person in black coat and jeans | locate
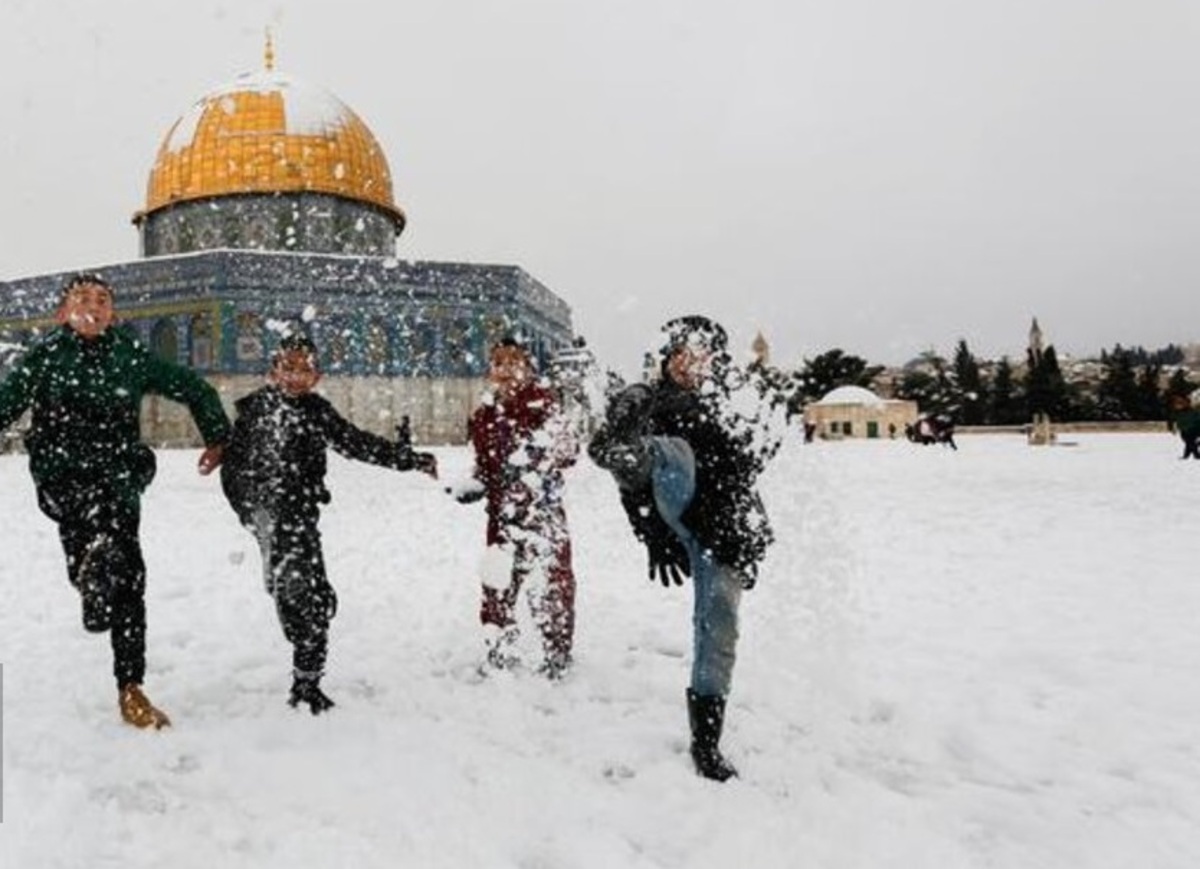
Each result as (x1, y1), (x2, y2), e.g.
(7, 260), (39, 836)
(590, 315), (781, 781)
(221, 333), (437, 713)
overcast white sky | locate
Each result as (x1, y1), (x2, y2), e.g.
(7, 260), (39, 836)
(2, 0), (1199, 371)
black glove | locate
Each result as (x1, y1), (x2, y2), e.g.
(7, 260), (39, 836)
(645, 530), (690, 587)
(616, 487), (689, 587)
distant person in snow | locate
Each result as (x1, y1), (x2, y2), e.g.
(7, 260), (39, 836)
(220, 333), (437, 714)
(907, 415), (957, 449)
(452, 338), (579, 678)
(1169, 393), (1200, 460)
(0, 273), (231, 730)
(589, 315), (784, 781)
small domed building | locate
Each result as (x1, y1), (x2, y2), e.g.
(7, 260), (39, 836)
(0, 47), (573, 444)
(804, 385), (918, 439)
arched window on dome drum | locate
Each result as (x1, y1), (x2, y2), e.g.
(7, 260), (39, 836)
(149, 218), (182, 256)
(303, 202), (336, 253)
(150, 318), (179, 365)
(189, 312), (214, 371)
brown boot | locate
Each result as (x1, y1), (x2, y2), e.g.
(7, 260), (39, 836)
(119, 684), (172, 730)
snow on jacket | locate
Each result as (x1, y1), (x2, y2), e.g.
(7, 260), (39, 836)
(0, 326), (230, 496)
(468, 381), (578, 547)
(221, 385), (416, 519)
(595, 375), (777, 576)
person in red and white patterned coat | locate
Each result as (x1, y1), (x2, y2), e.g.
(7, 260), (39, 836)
(458, 338), (578, 678)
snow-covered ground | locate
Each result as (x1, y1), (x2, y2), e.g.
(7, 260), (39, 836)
(1, 432), (1198, 868)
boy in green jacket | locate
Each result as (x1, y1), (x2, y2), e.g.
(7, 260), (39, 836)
(0, 274), (231, 729)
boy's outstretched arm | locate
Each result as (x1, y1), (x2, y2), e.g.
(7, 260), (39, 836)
(143, 351), (232, 471)
(317, 396), (437, 478)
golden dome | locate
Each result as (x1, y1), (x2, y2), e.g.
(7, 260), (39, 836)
(139, 69), (404, 230)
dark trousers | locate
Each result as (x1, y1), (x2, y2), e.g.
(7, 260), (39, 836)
(1183, 435), (1200, 460)
(245, 505), (338, 678)
(38, 483), (148, 688)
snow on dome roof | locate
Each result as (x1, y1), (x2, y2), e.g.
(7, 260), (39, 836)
(166, 70), (352, 147)
(139, 67), (403, 227)
(815, 385), (885, 406)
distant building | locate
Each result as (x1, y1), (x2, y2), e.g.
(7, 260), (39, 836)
(803, 385), (918, 439)
(0, 44), (573, 444)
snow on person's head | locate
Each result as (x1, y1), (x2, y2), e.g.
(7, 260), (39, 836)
(57, 273), (115, 340)
(657, 315), (786, 464)
(658, 315), (731, 393)
(488, 337), (534, 399)
(271, 332), (321, 397)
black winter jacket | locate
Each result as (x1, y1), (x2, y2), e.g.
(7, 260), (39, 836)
(597, 378), (774, 575)
(221, 386), (418, 520)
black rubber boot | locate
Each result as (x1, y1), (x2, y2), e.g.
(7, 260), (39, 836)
(686, 689), (738, 782)
(288, 673), (335, 715)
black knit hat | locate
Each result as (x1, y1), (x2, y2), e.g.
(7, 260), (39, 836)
(60, 272), (112, 301)
(277, 332), (318, 356)
(659, 315), (728, 359)
(492, 334), (528, 354)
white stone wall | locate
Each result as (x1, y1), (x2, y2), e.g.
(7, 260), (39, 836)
(141, 375), (488, 447)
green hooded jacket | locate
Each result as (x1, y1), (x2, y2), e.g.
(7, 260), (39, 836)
(0, 325), (231, 498)
(1177, 408), (1200, 439)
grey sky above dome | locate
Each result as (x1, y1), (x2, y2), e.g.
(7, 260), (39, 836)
(1, 0), (1198, 376)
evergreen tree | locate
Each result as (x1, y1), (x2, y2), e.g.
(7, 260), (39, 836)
(952, 339), (985, 425)
(746, 358), (797, 416)
(1025, 345), (1069, 419)
(792, 349), (883, 405)
(1096, 346), (1139, 419)
(1134, 362), (1164, 420)
(1150, 344), (1185, 366)
(988, 356), (1024, 425)
(1164, 368), (1196, 408)
(896, 350), (956, 417)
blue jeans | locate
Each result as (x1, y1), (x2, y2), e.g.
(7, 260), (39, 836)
(649, 437), (743, 698)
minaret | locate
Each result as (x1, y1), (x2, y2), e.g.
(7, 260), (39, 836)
(751, 330), (770, 367)
(1028, 317), (1044, 365)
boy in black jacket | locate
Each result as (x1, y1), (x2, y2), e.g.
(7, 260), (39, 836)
(221, 333), (437, 713)
(589, 316), (782, 781)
